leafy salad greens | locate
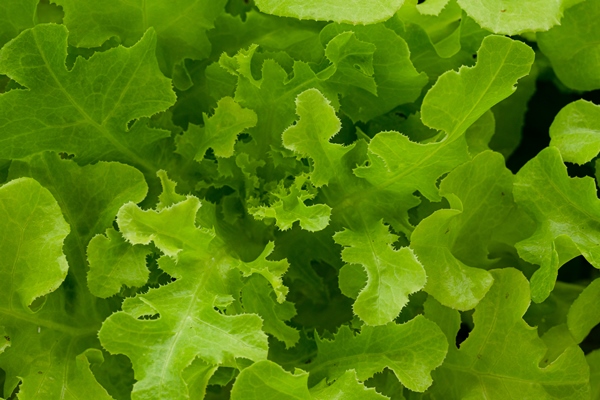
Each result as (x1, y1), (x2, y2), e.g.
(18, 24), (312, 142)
(1, 0), (600, 399)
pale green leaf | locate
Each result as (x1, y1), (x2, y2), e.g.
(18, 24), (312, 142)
(0, 24), (176, 170)
(567, 277), (600, 343)
(416, 0), (451, 16)
(282, 88), (351, 187)
(456, 0), (565, 35)
(308, 316), (448, 392)
(421, 35), (535, 140)
(0, 177), (69, 311)
(254, 0), (405, 25)
(430, 268), (590, 400)
(550, 99), (600, 165)
(514, 147), (600, 302)
(87, 227), (151, 298)
(334, 221), (426, 326)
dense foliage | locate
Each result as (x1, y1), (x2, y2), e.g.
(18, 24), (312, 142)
(1, 0), (600, 399)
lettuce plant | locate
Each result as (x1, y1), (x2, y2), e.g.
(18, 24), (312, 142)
(1, 0), (600, 399)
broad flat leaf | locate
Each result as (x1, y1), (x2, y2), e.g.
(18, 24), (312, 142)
(567, 277), (600, 343)
(0, 24), (176, 169)
(0, 178), (113, 399)
(334, 220), (426, 326)
(250, 175), (332, 232)
(9, 152), (148, 307)
(54, 0), (226, 83)
(320, 23), (428, 122)
(87, 227), (151, 298)
(307, 316), (448, 392)
(230, 360), (311, 400)
(421, 35), (535, 140)
(177, 96), (257, 161)
(0, 0), (37, 48)
(456, 0), (565, 35)
(0, 177), (69, 311)
(538, 0), (600, 91)
(282, 88), (351, 187)
(430, 268), (590, 400)
(323, 31), (377, 95)
(549, 100), (600, 165)
(514, 147), (600, 302)
(100, 194), (271, 399)
(254, 0), (405, 25)
(310, 370), (389, 400)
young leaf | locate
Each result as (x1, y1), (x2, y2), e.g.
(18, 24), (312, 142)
(567, 277), (600, 343)
(282, 88), (351, 187)
(456, 0), (564, 35)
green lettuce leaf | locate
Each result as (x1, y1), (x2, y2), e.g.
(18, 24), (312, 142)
(514, 147), (600, 303)
(538, 0), (600, 91)
(550, 99), (600, 165)
(429, 268), (589, 399)
(254, 0), (405, 25)
(307, 316), (448, 392)
(0, 24), (176, 169)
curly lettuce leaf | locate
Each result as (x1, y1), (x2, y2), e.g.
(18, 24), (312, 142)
(307, 316), (447, 392)
(99, 189), (286, 399)
(334, 221), (426, 326)
(0, 24), (176, 169)
(0, 178), (113, 399)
